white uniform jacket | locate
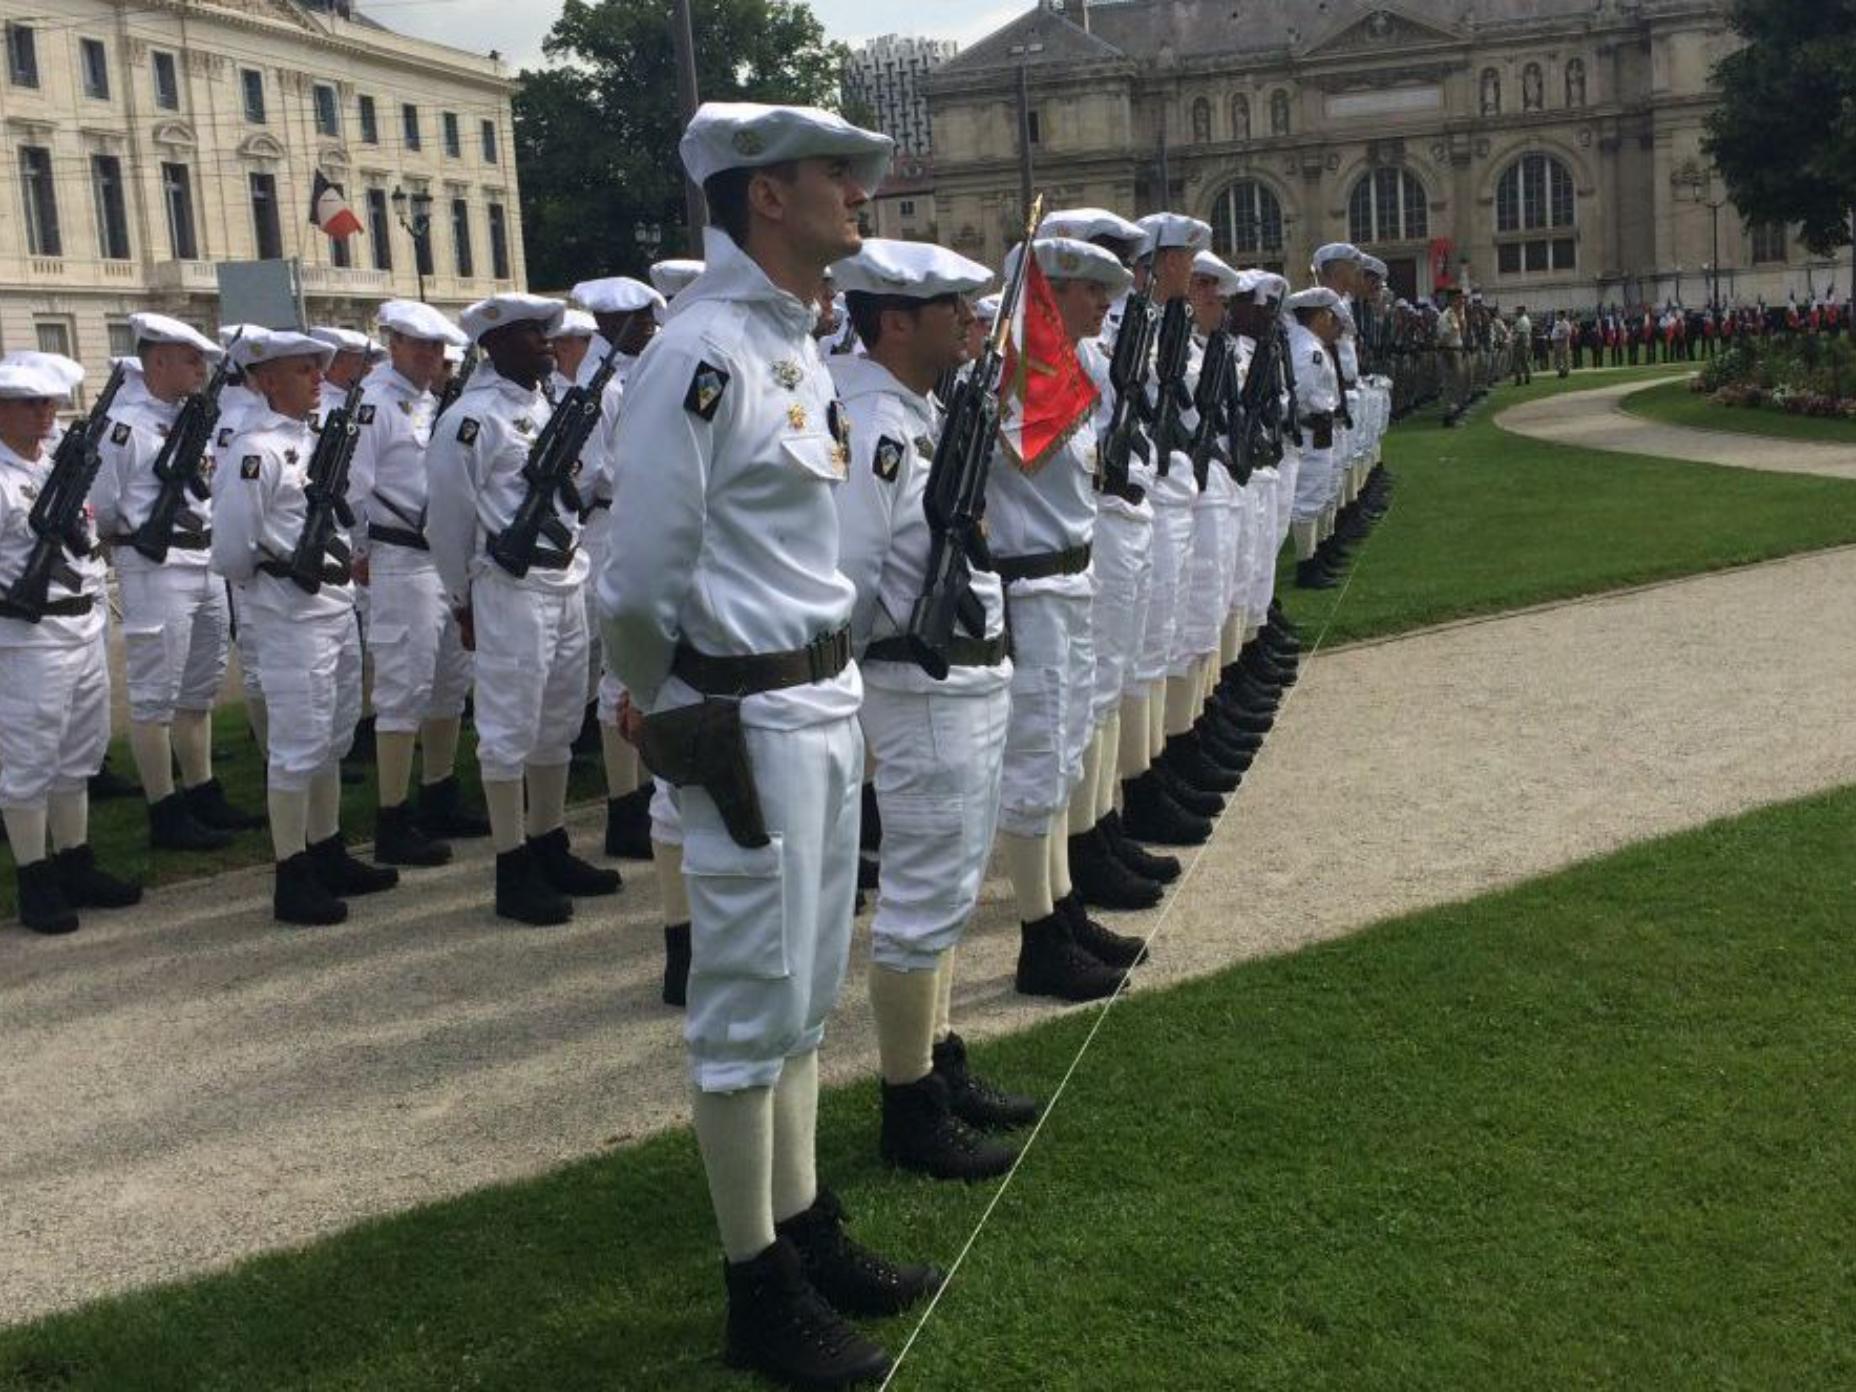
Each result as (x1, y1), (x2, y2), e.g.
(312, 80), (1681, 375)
(210, 410), (355, 620)
(92, 386), (214, 569)
(345, 363), (438, 556)
(0, 439), (106, 648)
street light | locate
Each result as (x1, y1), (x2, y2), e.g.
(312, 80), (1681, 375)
(391, 184), (435, 302)
(1675, 166), (1727, 311)
(634, 220), (663, 266)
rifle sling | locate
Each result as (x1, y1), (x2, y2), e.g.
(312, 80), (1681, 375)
(488, 531), (576, 572)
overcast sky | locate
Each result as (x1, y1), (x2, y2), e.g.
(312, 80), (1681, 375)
(373, 0), (1028, 69)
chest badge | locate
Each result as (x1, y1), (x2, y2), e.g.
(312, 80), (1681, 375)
(913, 435), (935, 459)
(514, 417), (536, 436)
(772, 360), (803, 390)
(397, 399), (413, 417)
(787, 403), (808, 432)
(284, 448), (300, 466)
(457, 418), (481, 445)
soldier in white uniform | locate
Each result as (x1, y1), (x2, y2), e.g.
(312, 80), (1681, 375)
(1286, 288), (1347, 593)
(0, 360), (143, 934)
(345, 299), (483, 867)
(828, 238), (1040, 1182)
(210, 330), (399, 926)
(212, 325), (273, 751)
(601, 103), (939, 1389)
(91, 313), (257, 853)
(428, 294), (621, 926)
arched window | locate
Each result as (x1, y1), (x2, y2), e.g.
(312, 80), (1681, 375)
(1191, 97), (1212, 144)
(1211, 179), (1285, 260)
(1565, 59), (1587, 108)
(1480, 68), (1502, 116)
(1270, 90), (1291, 136)
(1495, 152), (1576, 274)
(1347, 167), (1429, 245)
(1231, 94), (1251, 141)
(1522, 63), (1544, 111)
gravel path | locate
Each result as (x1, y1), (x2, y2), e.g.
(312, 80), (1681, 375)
(7, 544), (1856, 1323)
(1497, 377), (1856, 478)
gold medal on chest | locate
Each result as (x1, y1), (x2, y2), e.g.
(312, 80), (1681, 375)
(787, 403), (808, 432)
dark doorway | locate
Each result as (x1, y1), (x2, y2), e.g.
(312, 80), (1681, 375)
(1384, 256), (1419, 303)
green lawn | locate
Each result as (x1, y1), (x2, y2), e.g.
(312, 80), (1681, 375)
(1619, 375), (1856, 444)
(1282, 367), (1856, 647)
(6, 783), (1855, 1390)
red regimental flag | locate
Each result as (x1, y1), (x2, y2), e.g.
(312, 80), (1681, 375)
(996, 255), (1099, 475)
(311, 170), (364, 240)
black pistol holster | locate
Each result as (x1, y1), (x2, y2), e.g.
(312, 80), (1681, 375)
(639, 697), (770, 849)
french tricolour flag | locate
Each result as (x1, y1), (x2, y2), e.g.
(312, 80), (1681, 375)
(310, 170), (363, 240)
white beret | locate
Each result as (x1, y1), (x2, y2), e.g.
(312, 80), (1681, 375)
(649, 259), (705, 298)
(1312, 243), (1363, 271)
(231, 329), (336, 371)
(377, 299), (469, 348)
(1037, 207), (1144, 250)
(1248, 272), (1291, 304)
(460, 293), (565, 345)
(1004, 237), (1134, 297)
(1136, 213), (1213, 255)
(443, 343), (466, 365)
(0, 360), (75, 401)
(1361, 255), (1389, 278)
(218, 322), (269, 348)
(2, 351), (86, 394)
(679, 101), (893, 192)
(309, 326), (377, 357)
(1190, 251), (1245, 297)
(549, 309), (598, 340)
(831, 239), (991, 299)
(130, 312), (220, 357)
(973, 294), (1003, 323)
(1286, 287), (1343, 313)
(573, 276), (666, 317)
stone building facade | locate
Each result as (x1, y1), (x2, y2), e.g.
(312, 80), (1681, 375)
(927, 0), (1841, 312)
(0, 0), (524, 399)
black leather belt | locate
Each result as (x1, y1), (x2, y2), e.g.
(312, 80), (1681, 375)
(864, 632), (1010, 669)
(259, 559), (351, 587)
(113, 532), (210, 551)
(489, 533), (577, 572)
(671, 626), (852, 696)
(1094, 476), (1146, 506)
(36, 594), (96, 618)
(994, 543), (1091, 585)
(369, 524), (429, 552)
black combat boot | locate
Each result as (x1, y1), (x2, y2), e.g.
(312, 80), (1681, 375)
(148, 791), (234, 852)
(309, 834), (400, 897)
(1121, 773), (1213, 846)
(87, 756), (140, 801)
(1210, 703), (1273, 738)
(274, 851), (347, 927)
(528, 826), (621, 897)
(1241, 644), (1298, 688)
(721, 1238), (891, 1390)
(1160, 734), (1240, 794)
(495, 845), (573, 926)
(1099, 810), (1180, 884)
(932, 1032), (1041, 1130)
(663, 922), (691, 1007)
(1015, 910), (1124, 1002)
(1193, 721), (1257, 774)
(374, 803), (452, 867)
(182, 778), (263, 831)
(1068, 825), (1163, 911)
(1150, 761), (1225, 815)
(880, 1072), (1017, 1181)
(53, 845), (143, 909)
(415, 775), (491, 840)
(603, 787), (654, 860)
(776, 1187), (943, 1318)
(1295, 558), (1338, 590)
(16, 859), (79, 935)
(1058, 892), (1148, 970)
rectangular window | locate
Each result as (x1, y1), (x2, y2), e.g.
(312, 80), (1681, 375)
(1751, 222), (1787, 264)
(330, 230), (352, 268)
(314, 83), (339, 136)
(481, 119), (498, 163)
(1524, 239), (1549, 273)
(1497, 242), (1522, 275)
(367, 187), (391, 271)
(7, 22), (38, 88)
(250, 172), (282, 259)
(242, 68), (265, 123)
(107, 319), (136, 358)
(1026, 110), (1041, 145)
(358, 94), (378, 144)
(36, 321), (72, 357)
(152, 50), (178, 109)
(80, 38), (109, 99)
(402, 103), (421, 151)
(442, 111), (460, 158)
(451, 197), (473, 277)
(488, 201), (510, 280)
(92, 154), (130, 259)
(899, 198), (916, 216)
(1551, 238), (1576, 271)
(162, 161), (197, 258)
(20, 145), (60, 256)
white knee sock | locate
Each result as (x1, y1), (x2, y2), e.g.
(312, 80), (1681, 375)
(420, 716), (461, 785)
(1164, 675), (1198, 738)
(269, 787), (310, 860)
(47, 789), (87, 851)
(1292, 519), (1318, 561)
(1095, 713), (1121, 819)
(601, 726), (640, 798)
(308, 764), (341, 843)
(654, 839), (690, 924)
(172, 709), (213, 788)
(1220, 617), (1242, 668)
(1003, 831), (1054, 921)
(483, 778), (525, 854)
(129, 722), (176, 802)
(771, 1049), (820, 1224)
(1048, 809), (1073, 900)
(935, 949), (956, 1042)
(1147, 681), (1167, 758)
(3, 805), (48, 865)
(1066, 735), (1101, 835)
(377, 731), (417, 809)
(524, 761), (570, 838)
(1118, 695), (1150, 779)
(692, 1085), (776, 1263)
(868, 959), (941, 1085)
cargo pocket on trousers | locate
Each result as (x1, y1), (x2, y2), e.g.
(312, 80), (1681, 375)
(682, 829), (790, 981)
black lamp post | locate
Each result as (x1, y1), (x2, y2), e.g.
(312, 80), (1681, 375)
(1676, 166), (1727, 310)
(634, 220), (662, 268)
(391, 185), (435, 302)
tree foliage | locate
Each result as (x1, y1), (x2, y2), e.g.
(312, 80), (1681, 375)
(1703, 0), (1856, 253)
(513, 0), (849, 290)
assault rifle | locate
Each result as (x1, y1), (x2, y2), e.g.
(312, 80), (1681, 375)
(1230, 292), (1288, 479)
(434, 347), (477, 420)
(1097, 290), (1156, 498)
(283, 380), (363, 594)
(486, 339), (621, 579)
(1150, 297), (1193, 475)
(904, 194), (1044, 682)
(131, 334), (240, 563)
(1187, 330), (1234, 491)
(0, 363), (126, 622)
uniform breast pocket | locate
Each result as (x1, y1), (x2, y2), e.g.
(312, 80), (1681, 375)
(779, 433), (846, 486)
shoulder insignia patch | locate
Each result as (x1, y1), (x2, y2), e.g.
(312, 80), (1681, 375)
(217, 427), (233, 448)
(685, 362), (729, 421)
(457, 418), (481, 445)
(357, 404), (377, 425)
(240, 455), (262, 480)
(110, 421), (131, 446)
(874, 436), (904, 483)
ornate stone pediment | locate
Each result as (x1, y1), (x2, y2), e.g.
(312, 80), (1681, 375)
(238, 132), (288, 161)
(151, 120), (198, 150)
(1306, 62), (1459, 95)
(1304, 6), (1460, 58)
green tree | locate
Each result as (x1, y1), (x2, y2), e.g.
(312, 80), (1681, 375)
(514, 0), (850, 290)
(1703, 0), (1856, 254)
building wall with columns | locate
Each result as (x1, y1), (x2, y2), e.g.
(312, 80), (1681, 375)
(0, 0), (524, 402)
(927, 0), (1844, 315)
